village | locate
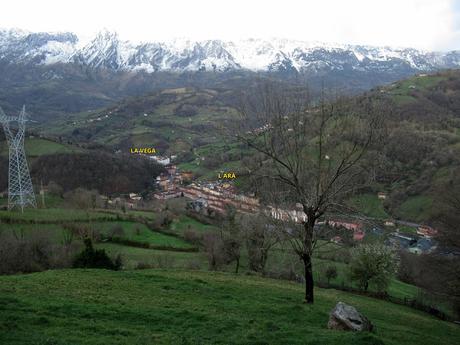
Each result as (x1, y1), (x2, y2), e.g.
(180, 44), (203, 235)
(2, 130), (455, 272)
(115, 154), (440, 256)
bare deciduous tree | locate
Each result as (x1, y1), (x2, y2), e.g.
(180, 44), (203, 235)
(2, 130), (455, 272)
(220, 206), (243, 273)
(202, 232), (225, 270)
(232, 83), (384, 303)
(239, 212), (281, 273)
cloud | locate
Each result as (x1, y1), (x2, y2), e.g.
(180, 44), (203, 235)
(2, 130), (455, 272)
(0, 0), (458, 50)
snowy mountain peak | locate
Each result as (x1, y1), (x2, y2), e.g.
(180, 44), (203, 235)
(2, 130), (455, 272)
(0, 29), (459, 74)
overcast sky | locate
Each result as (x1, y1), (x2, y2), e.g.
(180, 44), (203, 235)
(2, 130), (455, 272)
(1, 0), (459, 51)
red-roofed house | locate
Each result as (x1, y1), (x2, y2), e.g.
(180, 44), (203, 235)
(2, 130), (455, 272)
(417, 226), (438, 238)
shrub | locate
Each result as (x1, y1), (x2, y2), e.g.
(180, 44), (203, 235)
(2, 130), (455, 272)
(108, 224), (125, 239)
(183, 229), (202, 246)
(202, 232), (226, 270)
(63, 223), (100, 242)
(349, 243), (398, 293)
(72, 239), (121, 270)
(325, 265), (338, 285)
(0, 230), (78, 274)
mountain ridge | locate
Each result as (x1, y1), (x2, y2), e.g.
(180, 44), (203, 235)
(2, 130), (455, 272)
(1, 28), (459, 74)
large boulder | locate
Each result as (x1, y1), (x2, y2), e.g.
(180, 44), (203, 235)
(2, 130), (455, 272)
(327, 302), (373, 331)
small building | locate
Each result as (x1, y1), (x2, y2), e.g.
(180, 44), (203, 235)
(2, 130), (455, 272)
(187, 198), (208, 212)
(328, 220), (362, 231)
(331, 236), (342, 244)
(150, 156), (171, 166)
(156, 174), (170, 191)
(384, 220), (395, 227)
(387, 233), (417, 249)
(166, 165), (177, 176)
(417, 225), (438, 238)
(129, 193), (142, 201)
(353, 230), (365, 241)
(377, 192), (387, 200)
(181, 171), (193, 182)
(371, 227), (384, 236)
(153, 190), (182, 200)
(408, 238), (437, 254)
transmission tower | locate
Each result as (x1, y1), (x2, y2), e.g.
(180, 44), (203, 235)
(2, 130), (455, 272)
(0, 105), (36, 212)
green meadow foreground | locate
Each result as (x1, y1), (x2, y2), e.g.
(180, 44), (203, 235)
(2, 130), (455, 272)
(0, 269), (459, 345)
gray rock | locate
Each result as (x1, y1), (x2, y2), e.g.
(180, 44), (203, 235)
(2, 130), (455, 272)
(327, 302), (373, 331)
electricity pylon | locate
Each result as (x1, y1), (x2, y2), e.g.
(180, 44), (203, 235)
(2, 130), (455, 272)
(0, 105), (36, 212)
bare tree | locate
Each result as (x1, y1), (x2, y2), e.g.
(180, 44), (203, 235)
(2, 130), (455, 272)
(220, 205), (242, 273)
(202, 232), (225, 270)
(239, 212), (281, 273)
(63, 188), (100, 210)
(232, 83), (384, 303)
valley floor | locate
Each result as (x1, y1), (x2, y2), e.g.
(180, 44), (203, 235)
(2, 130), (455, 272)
(0, 269), (459, 345)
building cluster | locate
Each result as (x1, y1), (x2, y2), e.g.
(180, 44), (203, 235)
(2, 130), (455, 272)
(100, 192), (143, 209)
(267, 204), (307, 223)
(153, 165), (193, 200)
(151, 168), (439, 253)
(182, 182), (259, 214)
(327, 220), (365, 241)
(386, 232), (437, 254)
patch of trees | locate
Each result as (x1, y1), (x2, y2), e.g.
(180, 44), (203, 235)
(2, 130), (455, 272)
(174, 104), (199, 117)
(396, 175), (460, 318)
(384, 129), (433, 166)
(0, 230), (81, 275)
(63, 188), (100, 209)
(31, 153), (164, 194)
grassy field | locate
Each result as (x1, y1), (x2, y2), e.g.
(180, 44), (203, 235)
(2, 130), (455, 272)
(98, 243), (205, 269)
(269, 249), (420, 301)
(0, 205), (446, 322)
(397, 196), (433, 222)
(95, 221), (194, 249)
(348, 193), (389, 219)
(386, 74), (448, 105)
(0, 269), (458, 345)
(0, 194), (65, 209)
(170, 215), (219, 234)
(0, 206), (423, 301)
(0, 208), (117, 222)
(0, 137), (83, 157)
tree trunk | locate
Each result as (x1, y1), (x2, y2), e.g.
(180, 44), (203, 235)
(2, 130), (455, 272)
(260, 249), (268, 273)
(302, 212), (315, 304)
(235, 257), (240, 274)
(303, 256), (314, 303)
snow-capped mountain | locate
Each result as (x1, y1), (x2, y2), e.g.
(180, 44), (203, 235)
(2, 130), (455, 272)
(1, 28), (459, 74)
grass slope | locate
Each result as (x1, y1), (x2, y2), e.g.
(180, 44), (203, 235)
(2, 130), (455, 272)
(348, 194), (389, 219)
(0, 138), (83, 157)
(0, 269), (458, 345)
(0, 208), (117, 222)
